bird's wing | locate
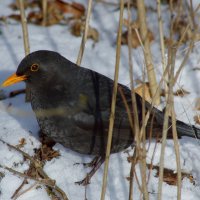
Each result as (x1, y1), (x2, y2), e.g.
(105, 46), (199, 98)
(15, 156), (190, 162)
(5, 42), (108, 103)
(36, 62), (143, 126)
(72, 70), (142, 131)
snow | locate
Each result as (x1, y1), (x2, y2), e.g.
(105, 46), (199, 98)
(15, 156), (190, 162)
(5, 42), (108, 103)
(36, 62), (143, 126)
(0, 0), (200, 199)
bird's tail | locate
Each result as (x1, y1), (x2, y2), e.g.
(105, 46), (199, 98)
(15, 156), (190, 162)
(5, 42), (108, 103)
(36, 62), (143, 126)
(148, 103), (200, 139)
(175, 119), (200, 139)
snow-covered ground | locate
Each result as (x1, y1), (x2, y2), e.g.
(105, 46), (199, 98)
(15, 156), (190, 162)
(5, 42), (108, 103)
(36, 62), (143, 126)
(0, 0), (200, 199)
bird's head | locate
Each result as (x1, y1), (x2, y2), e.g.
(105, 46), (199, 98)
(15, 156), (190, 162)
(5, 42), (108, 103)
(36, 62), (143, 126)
(2, 50), (66, 87)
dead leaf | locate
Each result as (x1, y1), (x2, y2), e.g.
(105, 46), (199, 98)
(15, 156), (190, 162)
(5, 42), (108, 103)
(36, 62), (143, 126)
(34, 144), (60, 162)
(7, 0), (85, 26)
(147, 164), (195, 185)
(122, 20), (154, 48)
(16, 138), (26, 148)
(135, 82), (152, 103)
(159, 84), (190, 98)
(71, 20), (99, 42)
(9, 0), (38, 10)
(164, 37), (175, 47)
(194, 115), (200, 125)
(8, 14), (21, 21)
(51, 0), (85, 18)
(173, 88), (190, 97)
(87, 26), (99, 42)
(160, 88), (167, 97)
(71, 20), (82, 36)
(121, 29), (154, 48)
(165, 14), (200, 45)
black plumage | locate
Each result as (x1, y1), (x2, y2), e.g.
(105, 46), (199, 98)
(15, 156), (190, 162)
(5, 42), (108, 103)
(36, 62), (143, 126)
(2, 50), (200, 185)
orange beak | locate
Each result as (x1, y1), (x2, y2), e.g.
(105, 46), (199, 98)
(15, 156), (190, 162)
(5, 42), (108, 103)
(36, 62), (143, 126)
(1, 73), (27, 87)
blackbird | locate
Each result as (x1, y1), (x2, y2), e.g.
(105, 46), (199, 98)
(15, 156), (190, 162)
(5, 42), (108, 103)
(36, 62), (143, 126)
(2, 50), (200, 185)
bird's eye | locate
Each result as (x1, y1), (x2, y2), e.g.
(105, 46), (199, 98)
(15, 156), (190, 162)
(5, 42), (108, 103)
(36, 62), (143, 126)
(30, 64), (39, 72)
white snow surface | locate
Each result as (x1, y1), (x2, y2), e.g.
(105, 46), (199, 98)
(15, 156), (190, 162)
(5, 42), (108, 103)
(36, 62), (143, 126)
(0, 0), (200, 199)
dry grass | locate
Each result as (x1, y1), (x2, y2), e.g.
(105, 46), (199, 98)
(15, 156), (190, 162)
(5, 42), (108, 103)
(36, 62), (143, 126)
(76, 0), (93, 65)
(100, 0), (124, 199)
(18, 0), (31, 102)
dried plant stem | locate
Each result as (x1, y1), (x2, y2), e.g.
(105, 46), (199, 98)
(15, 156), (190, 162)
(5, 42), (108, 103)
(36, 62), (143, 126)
(139, 66), (149, 199)
(19, 0), (30, 56)
(171, 106), (182, 200)
(189, 0), (195, 26)
(171, 1), (200, 199)
(158, 2), (175, 198)
(118, 87), (134, 130)
(156, 0), (166, 68)
(139, 61), (170, 136)
(158, 45), (181, 200)
(12, 182), (38, 200)
(174, 39), (194, 83)
(157, 84), (171, 200)
(158, 0), (182, 194)
(0, 139), (69, 200)
(76, 0), (93, 65)
(0, 164), (55, 187)
(127, 2), (139, 131)
(137, 43), (181, 199)
(100, 0), (124, 199)
(170, 46), (182, 199)
(147, 139), (158, 184)
(136, 0), (160, 105)
(18, 0), (31, 102)
(128, 162), (134, 200)
(176, 0), (183, 25)
(42, 0), (48, 26)
(128, 150), (143, 199)
(11, 178), (28, 199)
(174, 3), (200, 83)
(156, 0), (167, 93)
(127, 0), (140, 199)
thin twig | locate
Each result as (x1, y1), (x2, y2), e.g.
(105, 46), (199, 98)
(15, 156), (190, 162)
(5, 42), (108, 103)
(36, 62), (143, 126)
(139, 63), (148, 199)
(147, 139), (158, 184)
(11, 178), (28, 199)
(0, 139), (69, 200)
(126, 0), (140, 198)
(0, 164), (55, 187)
(156, 0), (168, 95)
(19, 0), (30, 56)
(157, 1), (175, 198)
(118, 87), (134, 130)
(76, 0), (93, 65)
(170, 46), (182, 200)
(171, 109), (182, 198)
(174, 3), (200, 83)
(171, 1), (200, 199)
(127, 0), (140, 142)
(100, 0), (124, 199)
(18, 0), (31, 102)
(157, 79), (171, 200)
(12, 182), (38, 200)
(42, 0), (48, 26)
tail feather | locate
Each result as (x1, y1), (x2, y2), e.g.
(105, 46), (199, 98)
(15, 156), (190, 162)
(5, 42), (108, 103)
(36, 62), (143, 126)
(176, 120), (200, 139)
(148, 103), (200, 139)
